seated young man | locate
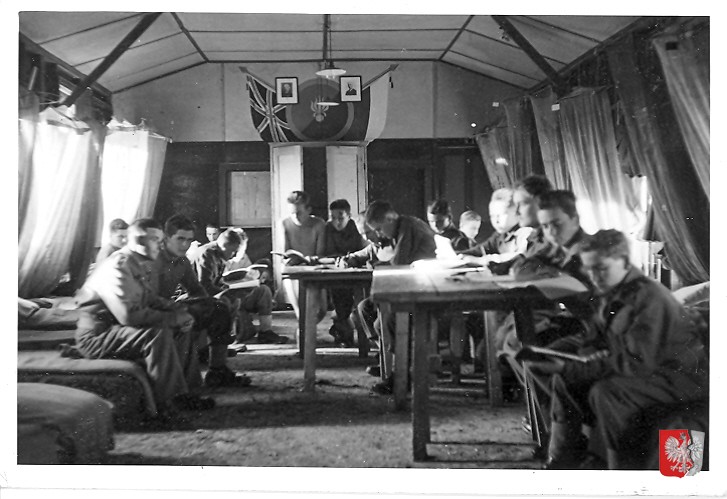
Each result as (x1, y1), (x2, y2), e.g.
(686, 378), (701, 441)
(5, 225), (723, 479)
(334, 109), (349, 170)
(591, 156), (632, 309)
(280, 190), (327, 321)
(457, 210), (482, 249)
(95, 218), (128, 264)
(153, 214), (251, 388)
(495, 190), (591, 403)
(74, 218), (214, 419)
(324, 199), (367, 347)
(358, 200), (437, 393)
(426, 199), (470, 254)
(460, 188), (532, 267)
(195, 228), (287, 344)
(528, 230), (708, 469)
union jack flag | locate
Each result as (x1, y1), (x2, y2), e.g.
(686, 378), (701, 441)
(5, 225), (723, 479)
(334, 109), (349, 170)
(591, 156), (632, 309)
(245, 73), (295, 143)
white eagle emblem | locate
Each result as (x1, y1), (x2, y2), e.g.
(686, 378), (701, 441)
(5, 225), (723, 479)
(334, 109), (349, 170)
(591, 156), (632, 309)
(664, 431), (705, 476)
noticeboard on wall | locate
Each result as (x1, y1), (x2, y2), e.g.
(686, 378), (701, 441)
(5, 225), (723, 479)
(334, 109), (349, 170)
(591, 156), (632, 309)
(229, 171), (271, 227)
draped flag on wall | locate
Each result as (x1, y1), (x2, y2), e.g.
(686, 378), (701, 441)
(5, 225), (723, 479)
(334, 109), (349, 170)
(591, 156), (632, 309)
(241, 65), (396, 143)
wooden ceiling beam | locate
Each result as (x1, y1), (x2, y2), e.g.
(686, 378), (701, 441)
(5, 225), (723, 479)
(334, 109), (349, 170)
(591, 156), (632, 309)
(491, 15), (568, 95)
(60, 12), (162, 108)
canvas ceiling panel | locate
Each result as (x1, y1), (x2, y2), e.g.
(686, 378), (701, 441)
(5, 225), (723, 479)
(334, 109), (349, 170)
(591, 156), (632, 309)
(102, 53), (205, 92)
(332, 50), (442, 60)
(334, 30), (455, 51)
(466, 15), (520, 50)
(206, 51), (322, 61)
(41, 14), (178, 67)
(443, 52), (535, 88)
(508, 16), (594, 63)
(179, 12), (322, 32)
(194, 32), (322, 52)
(454, 31), (561, 80)
(528, 15), (638, 42)
(19, 11), (137, 44)
(331, 14), (469, 31)
(75, 34), (195, 81)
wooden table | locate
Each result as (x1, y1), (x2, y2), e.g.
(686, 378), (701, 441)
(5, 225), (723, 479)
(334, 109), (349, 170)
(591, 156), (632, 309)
(282, 265), (373, 392)
(370, 267), (584, 461)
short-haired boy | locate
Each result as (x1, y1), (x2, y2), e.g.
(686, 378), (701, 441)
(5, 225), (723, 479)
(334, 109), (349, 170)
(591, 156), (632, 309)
(324, 199), (367, 347)
(96, 218), (129, 264)
(529, 230), (707, 469)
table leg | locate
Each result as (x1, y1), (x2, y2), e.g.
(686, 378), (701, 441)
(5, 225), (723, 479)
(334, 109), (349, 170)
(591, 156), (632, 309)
(449, 312), (465, 385)
(297, 281), (307, 358)
(379, 303), (392, 381)
(411, 306), (431, 461)
(353, 287), (369, 358)
(303, 283), (319, 392)
(393, 311), (409, 410)
(484, 311), (503, 406)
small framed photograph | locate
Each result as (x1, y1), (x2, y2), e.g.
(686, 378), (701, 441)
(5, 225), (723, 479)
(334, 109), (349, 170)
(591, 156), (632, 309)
(340, 75), (362, 102)
(276, 77), (298, 105)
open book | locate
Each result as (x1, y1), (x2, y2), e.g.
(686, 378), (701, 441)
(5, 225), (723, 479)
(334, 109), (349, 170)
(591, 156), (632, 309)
(213, 279), (261, 299)
(411, 258), (484, 271)
(496, 274), (589, 301)
(515, 345), (609, 364)
(222, 264), (268, 282)
(271, 249), (307, 260)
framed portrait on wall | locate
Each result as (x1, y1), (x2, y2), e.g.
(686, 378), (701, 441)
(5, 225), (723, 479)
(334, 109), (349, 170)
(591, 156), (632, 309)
(276, 77), (298, 104)
(340, 75), (362, 102)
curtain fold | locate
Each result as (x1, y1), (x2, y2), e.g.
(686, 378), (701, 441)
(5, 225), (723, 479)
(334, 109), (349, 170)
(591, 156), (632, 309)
(18, 107), (103, 298)
(652, 25), (710, 199)
(475, 125), (512, 189)
(100, 129), (168, 244)
(529, 87), (571, 189)
(19, 90), (39, 233)
(607, 36), (709, 284)
(559, 87), (642, 235)
(503, 96), (543, 182)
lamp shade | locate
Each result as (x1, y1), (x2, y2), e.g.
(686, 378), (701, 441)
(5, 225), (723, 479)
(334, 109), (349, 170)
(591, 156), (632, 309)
(316, 61), (346, 78)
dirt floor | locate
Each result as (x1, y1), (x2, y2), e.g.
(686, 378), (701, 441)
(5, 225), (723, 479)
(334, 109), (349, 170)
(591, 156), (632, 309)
(105, 310), (542, 468)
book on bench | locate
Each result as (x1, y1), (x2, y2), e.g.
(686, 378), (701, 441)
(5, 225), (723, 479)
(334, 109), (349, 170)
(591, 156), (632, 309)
(515, 345), (609, 364)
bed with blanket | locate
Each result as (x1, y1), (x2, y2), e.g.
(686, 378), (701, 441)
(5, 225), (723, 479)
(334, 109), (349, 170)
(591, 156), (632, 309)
(18, 382), (115, 464)
(18, 296), (157, 423)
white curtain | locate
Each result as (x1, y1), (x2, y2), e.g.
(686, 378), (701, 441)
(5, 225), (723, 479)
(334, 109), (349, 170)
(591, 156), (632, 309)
(559, 87), (643, 235)
(653, 26), (709, 200)
(18, 107), (103, 297)
(100, 128), (168, 243)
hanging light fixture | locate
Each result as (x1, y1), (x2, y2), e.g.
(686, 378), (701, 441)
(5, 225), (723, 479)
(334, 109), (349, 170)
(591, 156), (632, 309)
(316, 14), (346, 79)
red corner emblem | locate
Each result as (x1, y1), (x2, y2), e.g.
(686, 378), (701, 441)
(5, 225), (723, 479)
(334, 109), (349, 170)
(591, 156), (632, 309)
(660, 429), (705, 477)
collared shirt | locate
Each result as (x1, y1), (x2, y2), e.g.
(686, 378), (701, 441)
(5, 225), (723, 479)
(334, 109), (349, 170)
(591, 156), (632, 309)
(75, 247), (183, 329)
(324, 219), (366, 257)
(193, 242), (229, 296)
(153, 247), (206, 300)
(513, 227), (589, 284)
(439, 225), (471, 252)
(391, 215), (437, 265)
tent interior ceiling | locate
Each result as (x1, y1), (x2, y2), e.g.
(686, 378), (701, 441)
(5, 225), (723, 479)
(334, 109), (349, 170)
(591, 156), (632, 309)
(19, 12), (641, 93)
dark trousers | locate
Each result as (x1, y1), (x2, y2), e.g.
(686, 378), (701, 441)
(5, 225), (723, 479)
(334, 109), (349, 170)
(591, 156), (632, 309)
(76, 315), (200, 406)
(181, 297), (233, 346)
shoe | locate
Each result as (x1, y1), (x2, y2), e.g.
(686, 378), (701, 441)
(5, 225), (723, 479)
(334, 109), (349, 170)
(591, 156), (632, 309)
(366, 365), (381, 377)
(205, 367), (252, 388)
(173, 393), (216, 411)
(228, 343), (248, 355)
(371, 377), (393, 395)
(257, 330), (289, 344)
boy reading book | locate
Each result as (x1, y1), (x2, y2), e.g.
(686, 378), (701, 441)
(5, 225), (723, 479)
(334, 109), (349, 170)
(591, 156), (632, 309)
(280, 190), (327, 322)
(528, 230), (707, 470)
(194, 228), (286, 344)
